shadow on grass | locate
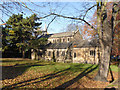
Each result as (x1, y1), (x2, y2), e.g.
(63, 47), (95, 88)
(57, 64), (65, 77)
(3, 64), (98, 89)
(53, 65), (98, 89)
(1, 60), (25, 62)
(2, 63), (47, 80)
(109, 65), (114, 83)
(2, 67), (71, 89)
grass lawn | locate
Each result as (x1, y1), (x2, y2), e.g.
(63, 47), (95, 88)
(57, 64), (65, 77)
(1, 58), (118, 89)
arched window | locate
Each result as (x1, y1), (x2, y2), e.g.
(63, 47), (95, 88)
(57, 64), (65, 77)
(74, 53), (76, 58)
(68, 38), (70, 42)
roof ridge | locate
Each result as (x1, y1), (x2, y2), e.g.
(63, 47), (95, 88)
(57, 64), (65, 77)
(52, 31), (74, 34)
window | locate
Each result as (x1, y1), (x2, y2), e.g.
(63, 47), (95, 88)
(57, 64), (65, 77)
(90, 50), (96, 56)
(63, 39), (65, 42)
(48, 51), (51, 56)
(74, 53), (76, 58)
(57, 51), (59, 57)
(68, 38), (70, 42)
(62, 51), (65, 56)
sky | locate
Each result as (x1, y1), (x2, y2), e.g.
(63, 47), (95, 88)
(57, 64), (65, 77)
(0, 1), (96, 34)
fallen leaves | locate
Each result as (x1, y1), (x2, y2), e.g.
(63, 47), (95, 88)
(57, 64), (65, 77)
(2, 59), (118, 89)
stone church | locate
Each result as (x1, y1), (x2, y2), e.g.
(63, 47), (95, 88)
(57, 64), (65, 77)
(31, 30), (100, 64)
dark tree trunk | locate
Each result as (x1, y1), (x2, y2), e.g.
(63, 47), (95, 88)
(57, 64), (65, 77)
(22, 49), (25, 58)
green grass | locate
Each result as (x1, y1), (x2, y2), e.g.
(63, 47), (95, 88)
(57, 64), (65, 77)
(110, 65), (118, 72)
(1, 59), (96, 71)
(107, 84), (118, 87)
(1, 59), (118, 75)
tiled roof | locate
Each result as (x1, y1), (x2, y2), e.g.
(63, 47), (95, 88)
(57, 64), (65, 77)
(40, 30), (79, 39)
(73, 39), (100, 48)
(49, 31), (75, 38)
(47, 39), (99, 49)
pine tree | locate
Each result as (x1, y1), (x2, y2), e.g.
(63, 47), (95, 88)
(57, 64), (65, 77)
(3, 14), (47, 58)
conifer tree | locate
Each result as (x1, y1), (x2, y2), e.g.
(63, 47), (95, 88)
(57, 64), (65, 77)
(3, 14), (47, 58)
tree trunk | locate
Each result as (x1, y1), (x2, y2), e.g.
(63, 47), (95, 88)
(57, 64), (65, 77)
(94, 46), (111, 82)
(94, 18), (112, 82)
(94, 1), (113, 82)
(22, 49), (25, 58)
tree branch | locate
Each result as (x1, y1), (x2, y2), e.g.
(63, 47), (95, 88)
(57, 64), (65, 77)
(20, 2), (36, 14)
(2, 5), (14, 15)
(83, 4), (97, 20)
(19, 2), (50, 18)
(0, 8), (11, 18)
(29, 1), (45, 8)
(46, 16), (57, 31)
(51, 13), (97, 31)
(38, 14), (52, 19)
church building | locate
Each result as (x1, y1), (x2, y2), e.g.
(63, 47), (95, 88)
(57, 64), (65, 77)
(31, 30), (100, 64)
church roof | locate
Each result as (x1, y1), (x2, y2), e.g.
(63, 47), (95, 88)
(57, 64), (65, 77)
(47, 39), (99, 49)
(39, 30), (79, 39)
(49, 31), (75, 38)
(73, 39), (100, 48)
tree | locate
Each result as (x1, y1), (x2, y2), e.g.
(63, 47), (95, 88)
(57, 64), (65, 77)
(4, 14), (42, 58)
(30, 37), (48, 60)
(82, 2), (120, 56)
(2, 25), (8, 52)
(94, 1), (120, 82)
(81, 1), (120, 82)
(2, 14), (24, 57)
(111, 7), (120, 56)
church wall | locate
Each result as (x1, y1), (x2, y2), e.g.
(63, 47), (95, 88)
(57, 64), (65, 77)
(45, 49), (68, 62)
(72, 47), (100, 64)
(48, 36), (74, 43)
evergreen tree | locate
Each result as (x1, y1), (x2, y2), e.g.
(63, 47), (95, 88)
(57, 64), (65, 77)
(3, 14), (47, 58)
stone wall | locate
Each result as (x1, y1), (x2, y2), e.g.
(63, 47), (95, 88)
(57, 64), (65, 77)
(45, 49), (68, 62)
(72, 47), (100, 64)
